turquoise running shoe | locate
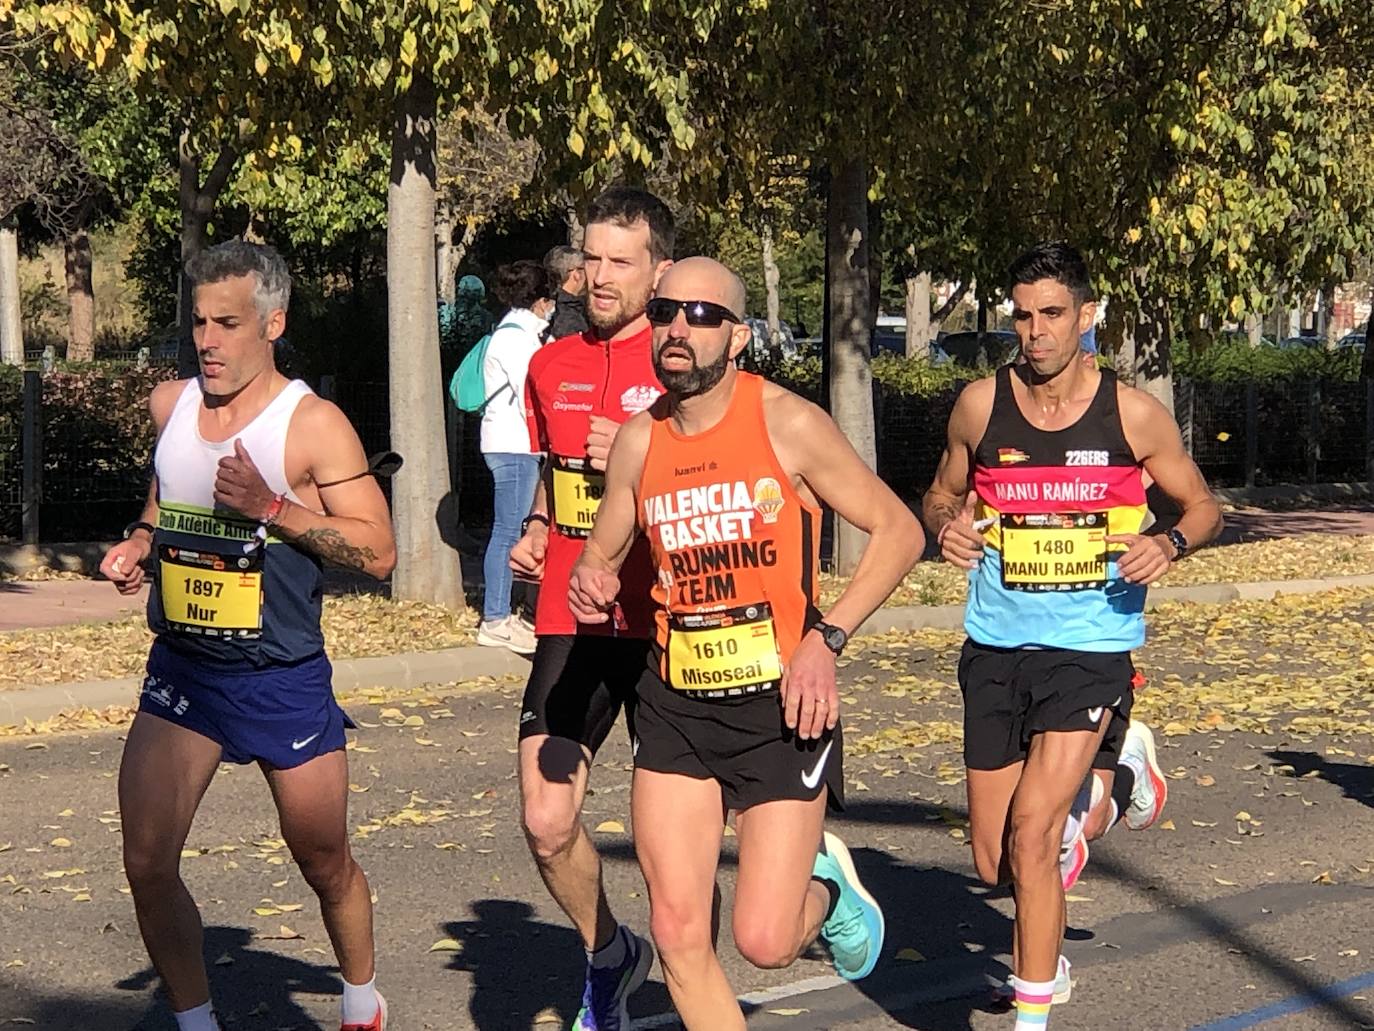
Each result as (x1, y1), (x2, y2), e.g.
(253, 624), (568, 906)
(812, 831), (885, 980)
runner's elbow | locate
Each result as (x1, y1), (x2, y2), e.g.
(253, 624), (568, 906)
(369, 538), (397, 580)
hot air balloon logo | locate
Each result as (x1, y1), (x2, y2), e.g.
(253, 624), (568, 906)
(752, 477), (785, 524)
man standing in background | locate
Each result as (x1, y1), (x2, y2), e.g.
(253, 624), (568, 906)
(543, 244), (589, 342)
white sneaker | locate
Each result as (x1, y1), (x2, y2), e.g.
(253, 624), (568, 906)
(476, 615), (536, 655)
(1121, 720), (1168, 830)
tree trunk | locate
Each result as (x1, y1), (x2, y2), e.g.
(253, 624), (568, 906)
(760, 221), (782, 350)
(1102, 296), (1128, 371)
(64, 229), (95, 362)
(388, 73), (465, 610)
(905, 268), (933, 359)
(176, 122), (236, 378)
(1132, 270), (1173, 415)
(825, 157), (876, 576)
(1319, 280), (1337, 345)
(435, 200), (456, 306)
(1244, 312), (1262, 347)
(565, 203), (584, 248)
(0, 225), (24, 365)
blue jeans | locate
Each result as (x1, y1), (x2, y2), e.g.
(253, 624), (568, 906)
(483, 452), (541, 622)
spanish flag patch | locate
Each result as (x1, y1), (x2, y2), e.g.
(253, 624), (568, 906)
(997, 447), (1031, 464)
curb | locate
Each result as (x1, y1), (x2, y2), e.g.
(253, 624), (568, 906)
(7, 572), (1374, 728)
(1214, 481), (1374, 506)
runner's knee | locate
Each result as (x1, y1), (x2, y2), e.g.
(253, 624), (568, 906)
(293, 842), (356, 902)
(733, 916), (801, 970)
(122, 840), (181, 894)
(521, 790), (580, 861)
(1007, 810), (1059, 877)
(649, 895), (713, 962)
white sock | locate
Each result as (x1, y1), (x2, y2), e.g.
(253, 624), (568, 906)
(1059, 809), (1082, 851)
(1088, 773), (1113, 839)
(589, 924), (628, 969)
(341, 975), (379, 1024)
(173, 1002), (219, 1031)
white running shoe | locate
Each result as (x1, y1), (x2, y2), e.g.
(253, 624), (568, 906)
(1121, 720), (1168, 830)
(477, 615), (537, 655)
(1060, 825), (1089, 891)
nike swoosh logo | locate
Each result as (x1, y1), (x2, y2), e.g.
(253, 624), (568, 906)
(291, 733), (321, 751)
(801, 739), (835, 790)
(1088, 707), (1104, 724)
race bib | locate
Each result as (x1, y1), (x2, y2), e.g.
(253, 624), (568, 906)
(1000, 511), (1109, 592)
(667, 603), (782, 696)
(551, 455), (604, 538)
(159, 544), (264, 638)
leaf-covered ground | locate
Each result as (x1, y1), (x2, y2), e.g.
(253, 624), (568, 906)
(4, 533), (1374, 691)
(841, 585), (1374, 761)
(0, 595), (479, 689)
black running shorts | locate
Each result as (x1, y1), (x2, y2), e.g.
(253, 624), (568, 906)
(958, 639), (1136, 772)
(517, 635), (649, 753)
(632, 669), (844, 813)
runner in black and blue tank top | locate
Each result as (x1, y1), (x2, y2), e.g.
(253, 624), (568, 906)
(98, 242), (395, 1031)
(923, 242), (1223, 1029)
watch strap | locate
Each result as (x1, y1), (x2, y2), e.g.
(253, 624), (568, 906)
(1165, 527), (1189, 558)
(123, 520), (155, 541)
(811, 620), (848, 655)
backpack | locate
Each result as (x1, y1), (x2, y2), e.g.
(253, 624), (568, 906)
(449, 321), (521, 413)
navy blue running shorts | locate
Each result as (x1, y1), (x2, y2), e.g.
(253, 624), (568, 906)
(139, 639), (354, 769)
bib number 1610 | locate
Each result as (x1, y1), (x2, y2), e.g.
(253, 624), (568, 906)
(691, 638), (739, 661)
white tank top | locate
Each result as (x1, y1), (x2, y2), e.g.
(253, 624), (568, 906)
(155, 377), (313, 508)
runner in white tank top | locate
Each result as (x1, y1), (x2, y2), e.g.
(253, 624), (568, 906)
(99, 242), (396, 1031)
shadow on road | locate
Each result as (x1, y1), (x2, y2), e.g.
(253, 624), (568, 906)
(1, 925), (341, 1029)
(1269, 748), (1374, 808)
(116, 925), (341, 1029)
(844, 845), (1013, 1031)
(440, 898), (672, 1031)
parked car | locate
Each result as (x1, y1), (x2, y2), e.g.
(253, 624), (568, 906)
(938, 330), (1019, 367)
(743, 317), (800, 359)
(872, 315), (907, 356)
(1336, 330), (1367, 351)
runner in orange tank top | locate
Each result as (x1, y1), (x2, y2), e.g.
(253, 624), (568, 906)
(568, 257), (924, 1029)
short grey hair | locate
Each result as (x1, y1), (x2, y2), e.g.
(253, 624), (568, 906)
(185, 240), (292, 323)
(544, 245), (585, 286)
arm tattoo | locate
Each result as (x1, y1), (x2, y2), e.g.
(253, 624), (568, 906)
(296, 527), (379, 571)
(922, 496), (963, 535)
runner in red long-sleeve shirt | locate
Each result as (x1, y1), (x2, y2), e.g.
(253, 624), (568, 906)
(508, 187), (672, 1030)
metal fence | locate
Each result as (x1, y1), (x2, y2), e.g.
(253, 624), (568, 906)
(5, 371), (1374, 544)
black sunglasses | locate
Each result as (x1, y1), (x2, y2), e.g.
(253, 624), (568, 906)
(645, 297), (743, 328)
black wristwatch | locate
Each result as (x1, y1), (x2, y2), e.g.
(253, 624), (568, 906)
(811, 620), (848, 656)
(1165, 528), (1189, 559)
(521, 513), (550, 535)
(122, 520), (156, 541)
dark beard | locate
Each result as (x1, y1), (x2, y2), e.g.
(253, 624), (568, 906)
(653, 344), (732, 400)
